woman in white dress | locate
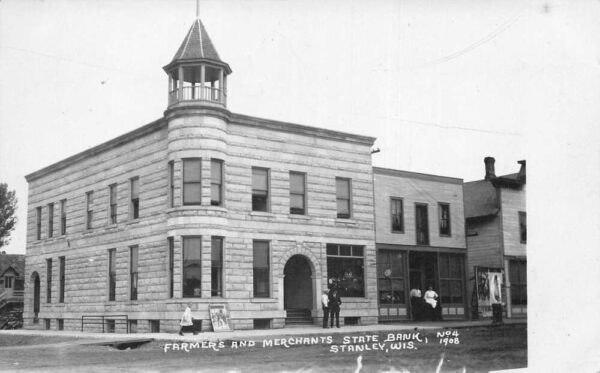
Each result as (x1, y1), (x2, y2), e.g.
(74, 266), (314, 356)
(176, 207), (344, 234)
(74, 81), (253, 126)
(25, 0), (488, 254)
(179, 305), (194, 336)
(424, 286), (439, 320)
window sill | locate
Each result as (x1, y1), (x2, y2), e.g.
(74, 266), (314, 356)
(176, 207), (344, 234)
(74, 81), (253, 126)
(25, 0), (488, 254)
(289, 214), (310, 220)
(251, 298), (276, 303)
(250, 211), (274, 218)
(126, 219), (140, 225)
(391, 230), (405, 234)
(335, 218), (357, 225)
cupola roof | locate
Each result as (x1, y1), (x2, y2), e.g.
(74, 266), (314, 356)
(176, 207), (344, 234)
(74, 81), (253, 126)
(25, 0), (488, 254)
(164, 18), (231, 74)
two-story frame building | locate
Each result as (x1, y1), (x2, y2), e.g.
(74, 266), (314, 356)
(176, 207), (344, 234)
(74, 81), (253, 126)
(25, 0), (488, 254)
(23, 17), (379, 332)
(464, 157), (527, 318)
(373, 167), (468, 321)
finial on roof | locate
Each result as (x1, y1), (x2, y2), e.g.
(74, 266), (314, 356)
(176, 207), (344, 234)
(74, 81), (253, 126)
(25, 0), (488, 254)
(196, 0), (200, 18)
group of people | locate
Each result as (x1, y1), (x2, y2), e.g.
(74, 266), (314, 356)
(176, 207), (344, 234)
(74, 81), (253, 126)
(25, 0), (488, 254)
(321, 287), (343, 328)
(410, 286), (443, 321)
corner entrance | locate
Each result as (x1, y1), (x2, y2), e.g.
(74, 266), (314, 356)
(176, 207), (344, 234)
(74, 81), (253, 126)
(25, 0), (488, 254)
(283, 255), (313, 325)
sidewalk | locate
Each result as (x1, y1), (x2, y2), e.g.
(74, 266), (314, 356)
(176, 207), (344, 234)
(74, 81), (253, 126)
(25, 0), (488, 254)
(0, 318), (526, 344)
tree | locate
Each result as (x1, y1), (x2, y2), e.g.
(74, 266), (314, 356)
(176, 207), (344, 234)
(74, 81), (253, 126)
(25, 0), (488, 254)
(0, 183), (18, 248)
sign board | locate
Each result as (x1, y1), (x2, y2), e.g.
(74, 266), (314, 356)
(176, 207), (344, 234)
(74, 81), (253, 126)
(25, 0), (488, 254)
(208, 304), (232, 332)
(474, 266), (504, 318)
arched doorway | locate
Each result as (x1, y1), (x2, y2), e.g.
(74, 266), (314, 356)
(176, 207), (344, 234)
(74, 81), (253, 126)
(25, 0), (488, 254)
(31, 272), (40, 323)
(283, 255), (313, 325)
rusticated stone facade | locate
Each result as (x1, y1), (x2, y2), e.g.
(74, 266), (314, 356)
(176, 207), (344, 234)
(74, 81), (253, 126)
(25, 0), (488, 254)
(23, 99), (378, 333)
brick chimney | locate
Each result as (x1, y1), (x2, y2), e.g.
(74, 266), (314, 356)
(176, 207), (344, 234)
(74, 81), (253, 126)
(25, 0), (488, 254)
(484, 157), (496, 180)
(517, 160), (526, 181)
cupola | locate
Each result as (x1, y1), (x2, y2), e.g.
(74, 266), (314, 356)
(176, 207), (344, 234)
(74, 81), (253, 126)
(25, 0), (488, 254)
(164, 18), (232, 108)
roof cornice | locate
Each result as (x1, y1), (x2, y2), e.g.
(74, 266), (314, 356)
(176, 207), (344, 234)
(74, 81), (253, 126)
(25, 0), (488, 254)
(25, 118), (166, 182)
(230, 113), (376, 146)
(373, 167), (463, 185)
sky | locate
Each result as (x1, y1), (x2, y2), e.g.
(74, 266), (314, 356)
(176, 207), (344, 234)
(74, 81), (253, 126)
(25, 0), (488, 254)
(0, 1), (599, 368)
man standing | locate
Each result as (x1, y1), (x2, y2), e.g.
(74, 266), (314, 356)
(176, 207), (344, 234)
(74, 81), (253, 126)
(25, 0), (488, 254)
(321, 290), (330, 328)
(329, 287), (342, 328)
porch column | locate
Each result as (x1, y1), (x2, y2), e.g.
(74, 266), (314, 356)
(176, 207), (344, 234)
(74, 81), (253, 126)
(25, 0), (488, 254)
(200, 65), (205, 100)
(178, 66), (184, 100)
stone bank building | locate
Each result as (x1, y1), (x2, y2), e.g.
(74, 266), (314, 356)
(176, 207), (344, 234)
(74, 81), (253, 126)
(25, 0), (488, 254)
(23, 18), (380, 332)
(23, 17), (474, 333)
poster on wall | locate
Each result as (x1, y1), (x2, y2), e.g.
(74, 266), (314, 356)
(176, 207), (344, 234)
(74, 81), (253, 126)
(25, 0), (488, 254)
(208, 304), (233, 332)
(475, 267), (504, 317)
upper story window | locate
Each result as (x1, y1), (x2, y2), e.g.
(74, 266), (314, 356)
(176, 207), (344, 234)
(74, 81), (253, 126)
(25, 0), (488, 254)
(168, 161), (175, 208)
(86, 191), (94, 230)
(289, 171), (306, 215)
(335, 177), (352, 219)
(109, 184), (118, 224)
(47, 203), (54, 238)
(415, 203), (429, 245)
(211, 159), (223, 206)
(390, 198), (404, 233)
(60, 199), (67, 235)
(130, 177), (140, 219)
(36, 207), (42, 240)
(183, 159), (202, 205)
(252, 167), (269, 212)
(438, 203), (451, 236)
(519, 211), (527, 243)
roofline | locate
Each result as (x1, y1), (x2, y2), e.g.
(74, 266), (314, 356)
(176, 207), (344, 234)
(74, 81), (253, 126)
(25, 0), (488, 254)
(25, 118), (166, 182)
(163, 59), (232, 75)
(373, 167), (463, 185)
(25, 111), (376, 183)
(230, 113), (376, 146)
(0, 265), (21, 278)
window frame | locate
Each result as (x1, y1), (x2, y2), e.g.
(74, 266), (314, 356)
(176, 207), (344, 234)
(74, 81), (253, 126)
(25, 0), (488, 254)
(251, 167), (270, 212)
(86, 191), (94, 230)
(168, 237), (174, 299)
(326, 243), (365, 298)
(46, 258), (52, 303)
(109, 184), (118, 225)
(289, 171), (307, 215)
(438, 253), (464, 305)
(60, 199), (67, 235)
(168, 161), (175, 208)
(519, 211), (527, 244)
(47, 203), (54, 238)
(211, 159), (224, 206)
(182, 236), (202, 298)
(438, 202), (451, 237)
(415, 203), (430, 245)
(509, 260), (527, 305)
(253, 240), (270, 298)
(335, 177), (352, 219)
(108, 249), (116, 301)
(390, 197), (404, 233)
(130, 245), (138, 301)
(58, 256), (65, 303)
(211, 236), (224, 297)
(36, 207), (42, 240)
(130, 177), (140, 220)
(182, 158), (202, 206)
(377, 249), (406, 305)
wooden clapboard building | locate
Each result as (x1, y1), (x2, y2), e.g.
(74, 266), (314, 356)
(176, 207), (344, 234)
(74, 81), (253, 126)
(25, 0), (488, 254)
(464, 157), (527, 318)
(373, 168), (468, 321)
